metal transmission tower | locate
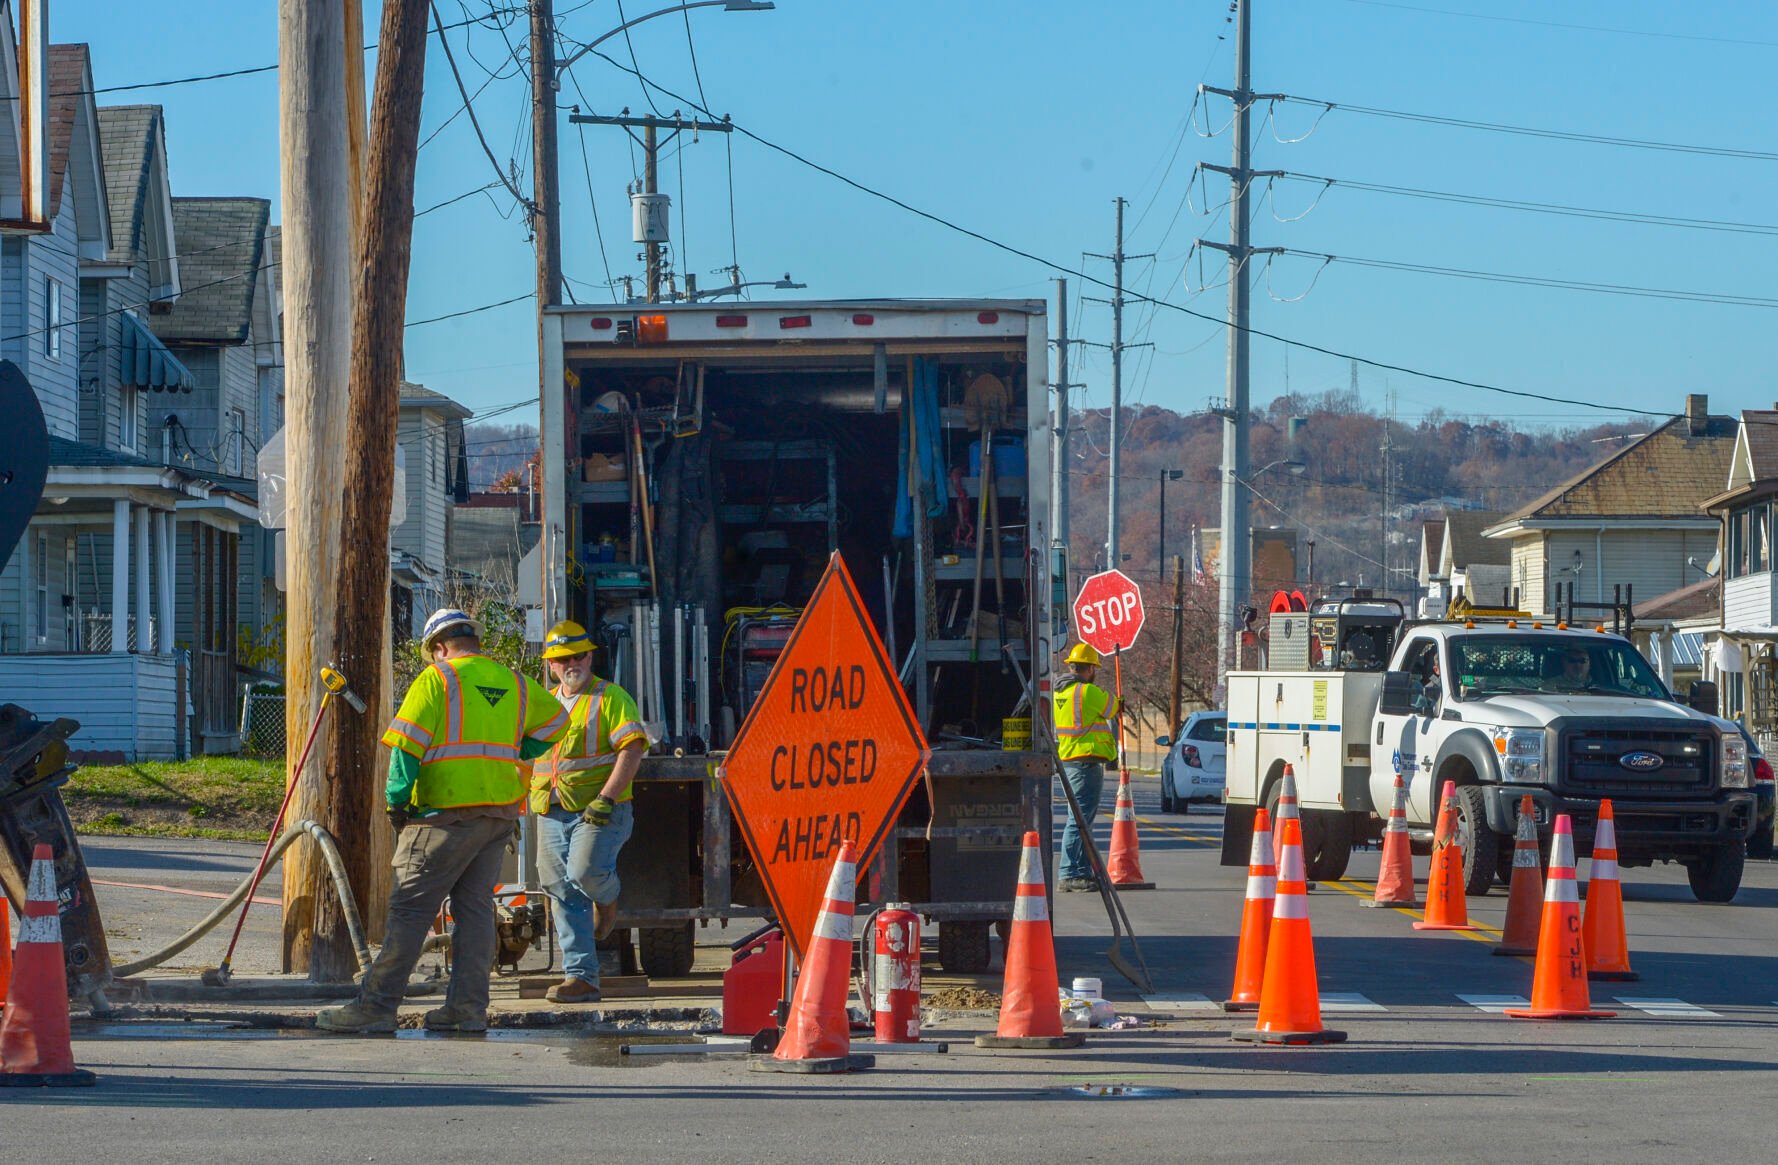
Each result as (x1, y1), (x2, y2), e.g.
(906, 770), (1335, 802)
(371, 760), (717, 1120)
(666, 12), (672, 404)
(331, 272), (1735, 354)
(1199, 0), (1282, 681)
(1085, 200), (1152, 571)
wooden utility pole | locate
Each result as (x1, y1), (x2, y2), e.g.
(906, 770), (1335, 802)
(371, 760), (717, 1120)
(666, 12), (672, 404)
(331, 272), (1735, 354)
(1168, 554), (1185, 740)
(279, 0), (356, 973)
(309, 0), (430, 982)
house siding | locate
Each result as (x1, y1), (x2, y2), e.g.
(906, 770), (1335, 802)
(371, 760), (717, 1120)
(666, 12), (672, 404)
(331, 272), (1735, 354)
(1597, 528), (1718, 609)
(1724, 573), (1774, 629)
(0, 652), (184, 760)
(393, 409), (449, 572)
(18, 199), (86, 441)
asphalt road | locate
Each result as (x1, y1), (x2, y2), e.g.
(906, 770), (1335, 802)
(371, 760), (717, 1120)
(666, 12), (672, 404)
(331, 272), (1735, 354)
(3, 782), (1774, 1163)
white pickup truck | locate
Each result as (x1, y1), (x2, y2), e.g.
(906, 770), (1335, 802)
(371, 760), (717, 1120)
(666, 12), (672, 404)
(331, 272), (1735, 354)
(1221, 603), (1759, 902)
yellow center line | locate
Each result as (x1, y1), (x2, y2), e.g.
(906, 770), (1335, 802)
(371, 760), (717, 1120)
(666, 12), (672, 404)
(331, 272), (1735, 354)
(1324, 877), (1501, 946)
(1133, 814), (1220, 843)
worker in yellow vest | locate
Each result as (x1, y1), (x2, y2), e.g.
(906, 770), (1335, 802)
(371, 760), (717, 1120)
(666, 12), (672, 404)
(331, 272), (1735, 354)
(1053, 642), (1120, 892)
(318, 608), (569, 1034)
(531, 619), (649, 1004)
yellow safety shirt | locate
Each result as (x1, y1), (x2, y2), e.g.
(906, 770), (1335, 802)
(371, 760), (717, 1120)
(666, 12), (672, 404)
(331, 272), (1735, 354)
(529, 679), (648, 814)
(383, 654), (569, 811)
(1053, 676), (1119, 764)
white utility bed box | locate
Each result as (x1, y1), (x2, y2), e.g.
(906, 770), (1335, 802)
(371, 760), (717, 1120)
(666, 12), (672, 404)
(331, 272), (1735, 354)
(1225, 670), (1383, 815)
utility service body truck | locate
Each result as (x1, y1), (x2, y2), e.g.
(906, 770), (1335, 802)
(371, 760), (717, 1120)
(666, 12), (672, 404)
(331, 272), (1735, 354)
(536, 300), (1058, 975)
(1221, 598), (1759, 902)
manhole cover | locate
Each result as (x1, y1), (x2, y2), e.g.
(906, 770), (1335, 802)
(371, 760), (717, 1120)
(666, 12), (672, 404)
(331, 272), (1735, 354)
(1059, 1083), (1184, 1100)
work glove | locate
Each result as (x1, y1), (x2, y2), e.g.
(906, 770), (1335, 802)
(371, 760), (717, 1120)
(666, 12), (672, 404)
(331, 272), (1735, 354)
(582, 795), (616, 828)
(386, 806), (410, 835)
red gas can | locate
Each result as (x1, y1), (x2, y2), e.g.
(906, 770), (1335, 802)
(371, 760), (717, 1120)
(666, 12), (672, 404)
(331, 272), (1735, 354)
(721, 928), (785, 1036)
(872, 905), (921, 1042)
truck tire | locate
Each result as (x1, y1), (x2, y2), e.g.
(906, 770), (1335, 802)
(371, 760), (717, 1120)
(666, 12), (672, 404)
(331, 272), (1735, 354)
(1749, 821), (1774, 861)
(1305, 811), (1353, 881)
(1453, 785), (1498, 897)
(638, 921), (696, 978)
(938, 920), (992, 974)
(1687, 840), (1746, 903)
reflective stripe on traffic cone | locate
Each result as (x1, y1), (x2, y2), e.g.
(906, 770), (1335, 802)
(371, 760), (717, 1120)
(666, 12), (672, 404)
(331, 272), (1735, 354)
(1504, 815), (1615, 1020)
(1233, 817), (1346, 1045)
(757, 841), (873, 1074)
(1366, 775), (1418, 908)
(1413, 780), (1474, 931)
(1107, 768), (1154, 889)
(1223, 808), (1275, 1012)
(977, 831), (1085, 1050)
(1581, 800), (1637, 981)
(0, 845), (96, 1087)
(1494, 795), (1544, 957)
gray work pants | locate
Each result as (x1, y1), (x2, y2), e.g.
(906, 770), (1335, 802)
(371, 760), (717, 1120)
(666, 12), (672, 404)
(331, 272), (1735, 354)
(359, 815), (514, 1015)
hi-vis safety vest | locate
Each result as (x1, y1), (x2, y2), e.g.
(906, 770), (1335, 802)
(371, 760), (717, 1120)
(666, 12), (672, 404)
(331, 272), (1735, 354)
(1053, 677), (1118, 763)
(383, 655), (569, 810)
(529, 679), (647, 815)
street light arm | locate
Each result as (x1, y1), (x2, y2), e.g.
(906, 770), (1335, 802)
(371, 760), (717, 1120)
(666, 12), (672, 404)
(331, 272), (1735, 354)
(556, 1), (773, 77)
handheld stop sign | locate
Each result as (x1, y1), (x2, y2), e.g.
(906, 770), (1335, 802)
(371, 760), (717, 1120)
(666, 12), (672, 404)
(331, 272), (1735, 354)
(1071, 569), (1147, 656)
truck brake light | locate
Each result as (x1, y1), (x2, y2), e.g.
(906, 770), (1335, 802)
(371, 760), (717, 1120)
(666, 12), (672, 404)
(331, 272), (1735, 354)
(715, 315), (748, 328)
(780, 314), (813, 329)
(591, 317), (614, 330)
(977, 311), (999, 324)
(851, 313), (874, 326)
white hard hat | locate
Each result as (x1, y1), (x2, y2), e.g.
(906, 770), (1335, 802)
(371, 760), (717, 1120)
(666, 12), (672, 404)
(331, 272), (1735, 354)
(420, 608), (482, 652)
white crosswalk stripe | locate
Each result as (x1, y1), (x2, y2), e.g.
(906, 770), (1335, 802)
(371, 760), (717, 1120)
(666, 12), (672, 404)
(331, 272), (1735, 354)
(1613, 997), (1721, 1018)
(1140, 993), (1220, 1011)
(1319, 992), (1386, 1012)
(1458, 994), (1530, 1013)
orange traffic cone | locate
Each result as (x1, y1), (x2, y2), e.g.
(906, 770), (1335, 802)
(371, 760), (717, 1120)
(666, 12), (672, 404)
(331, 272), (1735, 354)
(758, 841), (872, 1074)
(1494, 795), (1544, 957)
(0, 896), (12, 1007)
(1233, 817), (1345, 1045)
(1223, 808), (1275, 1012)
(1, 845), (96, 1087)
(1413, 780), (1474, 931)
(1272, 765), (1302, 868)
(976, 831), (1085, 1049)
(1505, 815), (1615, 1020)
(1581, 800), (1638, 981)
(1366, 775), (1417, 908)
(1107, 768), (1154, 889)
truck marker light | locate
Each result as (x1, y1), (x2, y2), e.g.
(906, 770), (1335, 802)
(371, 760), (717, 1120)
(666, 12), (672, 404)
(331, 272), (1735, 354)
(591, 317), (614, 330)
(977, 311), (999, 324)
(780, 314), (813, 329)
(851, 313), (875, 325)
(716, 315), (748, 328)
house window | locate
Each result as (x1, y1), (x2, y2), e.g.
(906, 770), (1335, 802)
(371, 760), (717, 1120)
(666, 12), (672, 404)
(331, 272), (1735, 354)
(33, 532), (49, 643)
(120, 385), (139, 453)
(228, 407), (246, 475)
(44, 276), (63, 359)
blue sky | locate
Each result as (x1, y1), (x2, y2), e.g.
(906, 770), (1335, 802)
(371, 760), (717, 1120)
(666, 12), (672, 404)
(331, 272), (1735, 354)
(59, 1), (1778, 427)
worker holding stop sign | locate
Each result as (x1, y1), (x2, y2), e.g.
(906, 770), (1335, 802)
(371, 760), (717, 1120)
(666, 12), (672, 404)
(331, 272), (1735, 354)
(1056, 571), (1145, 891)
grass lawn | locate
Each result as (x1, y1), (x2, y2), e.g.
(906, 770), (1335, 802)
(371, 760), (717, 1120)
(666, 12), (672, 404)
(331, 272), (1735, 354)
(63, 757), (286, 842)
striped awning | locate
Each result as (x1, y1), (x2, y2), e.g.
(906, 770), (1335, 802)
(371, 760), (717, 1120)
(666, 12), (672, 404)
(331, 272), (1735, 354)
(1672, 631), (1704, 670)
(120, 312), (194, 392)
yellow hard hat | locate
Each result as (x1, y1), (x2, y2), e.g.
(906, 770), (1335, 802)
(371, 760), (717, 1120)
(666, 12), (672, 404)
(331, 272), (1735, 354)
(542, 620), (595, 660)
(1064, 642), (1101, 667)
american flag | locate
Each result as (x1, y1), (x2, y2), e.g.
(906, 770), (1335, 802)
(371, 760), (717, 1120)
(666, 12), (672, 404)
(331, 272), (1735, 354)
(1192, 530), (1207, 582)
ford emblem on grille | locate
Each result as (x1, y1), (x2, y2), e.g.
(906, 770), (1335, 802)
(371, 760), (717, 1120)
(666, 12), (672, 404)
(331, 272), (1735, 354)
(1618, 750), (1664, 772)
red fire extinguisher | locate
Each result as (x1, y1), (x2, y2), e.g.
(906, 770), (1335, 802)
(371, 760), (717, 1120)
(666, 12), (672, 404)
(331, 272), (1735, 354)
(872, 904), (921, 1042)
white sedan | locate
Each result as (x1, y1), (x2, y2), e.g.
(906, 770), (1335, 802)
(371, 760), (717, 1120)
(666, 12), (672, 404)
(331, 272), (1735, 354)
(1158, 711), (1227, 814)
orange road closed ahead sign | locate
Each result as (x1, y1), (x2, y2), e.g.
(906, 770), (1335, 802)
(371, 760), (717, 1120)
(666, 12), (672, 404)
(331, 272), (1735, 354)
(719, 552), (931, 960)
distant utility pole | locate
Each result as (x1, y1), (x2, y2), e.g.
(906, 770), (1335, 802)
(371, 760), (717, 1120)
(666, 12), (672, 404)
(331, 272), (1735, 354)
(317, 0), (431, 983)
(279, 0), (355, 975)
(1201, 0), (1282, 683)
(1085, 200), (1152, 571)
(569, 111), (734, 303)
(1052, 278), (1071, 583)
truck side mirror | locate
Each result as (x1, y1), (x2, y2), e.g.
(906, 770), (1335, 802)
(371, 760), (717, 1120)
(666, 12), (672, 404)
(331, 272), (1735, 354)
(1688, 680), (1719, 717)
(1379, 670), (1418, 716)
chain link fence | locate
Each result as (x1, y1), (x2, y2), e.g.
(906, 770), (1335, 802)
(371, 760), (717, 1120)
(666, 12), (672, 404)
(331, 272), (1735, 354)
(240, 686), (288, 758)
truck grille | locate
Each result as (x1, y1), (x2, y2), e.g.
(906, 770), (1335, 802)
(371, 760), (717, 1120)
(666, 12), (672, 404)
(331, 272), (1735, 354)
(1559, 728), (1714, 796)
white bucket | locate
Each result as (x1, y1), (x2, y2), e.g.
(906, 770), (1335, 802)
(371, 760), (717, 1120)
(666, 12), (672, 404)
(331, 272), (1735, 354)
(1071, 977), (1103, 1000)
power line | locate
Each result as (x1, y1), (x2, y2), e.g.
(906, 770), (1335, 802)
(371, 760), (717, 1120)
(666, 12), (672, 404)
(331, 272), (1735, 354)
(581, 46), (1691, 422)
(429, 1), (536, 214)
(1338, 0), (1778, 50)
(1276, 247), (1778, 310)
(1273, 172), (1778, 237)
(405, 291), (533, 328)
(1275, 94), (1778, 162)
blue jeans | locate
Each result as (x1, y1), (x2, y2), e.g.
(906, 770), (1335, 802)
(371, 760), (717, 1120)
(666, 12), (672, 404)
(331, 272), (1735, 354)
(1060, 759), (1106, 881)
(535, 801), (635, 984)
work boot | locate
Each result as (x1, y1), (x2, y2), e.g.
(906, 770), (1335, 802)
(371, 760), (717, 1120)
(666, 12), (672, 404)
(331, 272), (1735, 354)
(545, 977), (602, 1004)
(1059, 876), (1099, 893)
(423, 1003), (489, 1032)
(314, 1000), (398, 1034)
(594, 899), (619, 941)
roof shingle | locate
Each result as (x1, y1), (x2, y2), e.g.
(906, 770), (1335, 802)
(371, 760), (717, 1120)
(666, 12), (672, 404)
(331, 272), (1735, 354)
(96, 104), (160, 264)
(151, 197), (271, 344)
(1501, 412), (1737, 522)
(46, 44), (90, 217)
